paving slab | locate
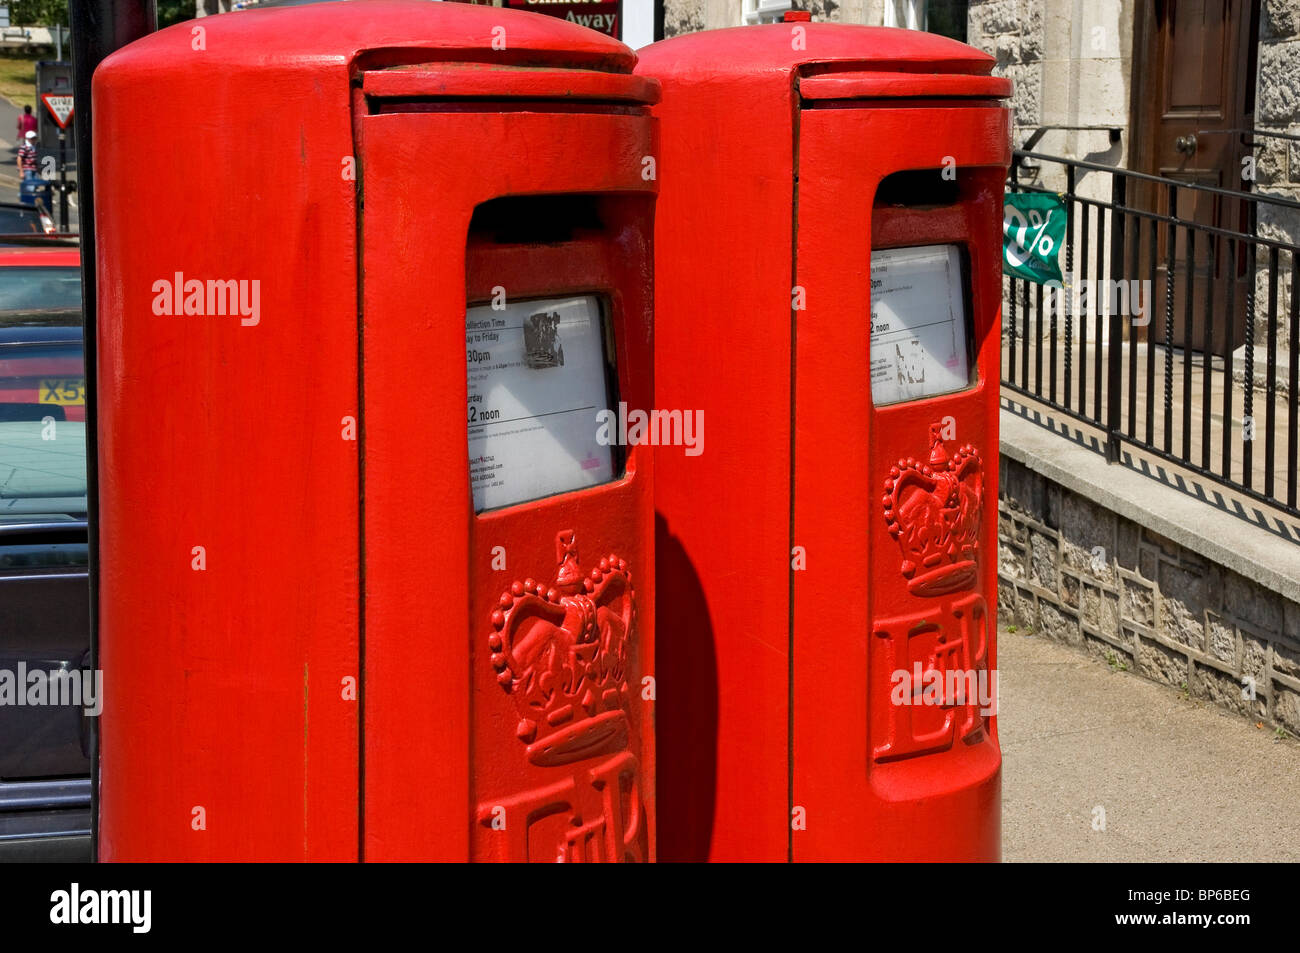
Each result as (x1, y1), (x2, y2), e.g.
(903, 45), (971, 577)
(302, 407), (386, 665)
(999, 625), (1300, 862)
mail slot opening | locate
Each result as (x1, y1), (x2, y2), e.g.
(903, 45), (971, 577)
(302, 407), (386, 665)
(869, 242), (975, 406)
(873, 168), (963, 209)
(469, 193), (604, 246)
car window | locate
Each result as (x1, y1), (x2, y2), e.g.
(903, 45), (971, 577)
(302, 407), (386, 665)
(0, 336), (87, 520)
(0, 207), (42, 234)
(0, 267), (82, 312)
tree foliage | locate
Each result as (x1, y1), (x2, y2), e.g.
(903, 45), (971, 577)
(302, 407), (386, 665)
(9, 0), (192, 30)
(157, 0), (194, 28)
(9, 0), (68, 27)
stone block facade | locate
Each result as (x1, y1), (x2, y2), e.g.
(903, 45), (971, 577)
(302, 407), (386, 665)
(999, 454), (1300, 734)
(663, 0), (707, 37)
(967, 0), (1043, 136)
(1259, 0), (1300, 201)
(1254, 1), (1300, 345)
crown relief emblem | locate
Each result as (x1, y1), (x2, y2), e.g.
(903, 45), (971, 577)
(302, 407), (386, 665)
(489, 531), (634, 768)
(882, 422), (983, 597)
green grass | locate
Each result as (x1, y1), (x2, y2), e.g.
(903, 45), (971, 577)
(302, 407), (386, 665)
(0, 53), (41, 110)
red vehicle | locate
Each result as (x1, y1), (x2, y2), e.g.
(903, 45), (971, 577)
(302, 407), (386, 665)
(0, 244), (89, 861)
(0, 249), (83, 424)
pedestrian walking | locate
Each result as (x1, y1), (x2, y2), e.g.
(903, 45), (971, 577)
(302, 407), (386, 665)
(17, 130), (36, 179)
(16, 104), (36, 143)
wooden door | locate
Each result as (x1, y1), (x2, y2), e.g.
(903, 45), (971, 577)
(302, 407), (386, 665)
(1131, 0), (1260, 350)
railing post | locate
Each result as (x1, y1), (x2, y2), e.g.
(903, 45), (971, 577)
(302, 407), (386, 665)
(70, 0), (159, 867)
(1063, 163), (1075, 411)
(1105, 173), (1126, 462)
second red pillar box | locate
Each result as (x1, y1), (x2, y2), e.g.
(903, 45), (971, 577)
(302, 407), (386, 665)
(639, 21), (1011, 862)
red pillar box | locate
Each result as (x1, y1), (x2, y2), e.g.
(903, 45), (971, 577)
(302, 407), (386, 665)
(95, 0), (657, 862)
(639, 22), (1010, 862)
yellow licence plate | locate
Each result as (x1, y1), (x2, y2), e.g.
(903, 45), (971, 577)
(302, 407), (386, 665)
(39, 378), (85, 406)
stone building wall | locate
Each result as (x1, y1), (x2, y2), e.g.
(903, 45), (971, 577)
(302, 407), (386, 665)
(966, 0), (1042, 141)
(1254, 1), (1300, 344)
(663, 0), (707, 36)
(999, 455), (1300, 734)
(1258, 0), (1300, 208)
(966, 0), (1130, 173)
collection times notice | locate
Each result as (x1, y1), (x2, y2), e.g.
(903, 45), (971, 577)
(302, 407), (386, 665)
(466, 295), (615, 512)
(869, 244), (971, 406)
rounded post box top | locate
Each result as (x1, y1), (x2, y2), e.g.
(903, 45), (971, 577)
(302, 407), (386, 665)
(97, 0), (638, 75)
(636, 22), (997, 79)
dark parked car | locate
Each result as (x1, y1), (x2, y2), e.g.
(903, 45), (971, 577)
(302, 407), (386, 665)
(0, 251), (90, 861)
(0, 201), (56, 238)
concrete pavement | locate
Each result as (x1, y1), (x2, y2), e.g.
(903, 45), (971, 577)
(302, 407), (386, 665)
(1000, 624), (1300, 861)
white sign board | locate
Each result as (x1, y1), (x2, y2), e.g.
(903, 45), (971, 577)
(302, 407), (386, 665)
(466, 295), (616, 512)
(869, 244), (971, 406)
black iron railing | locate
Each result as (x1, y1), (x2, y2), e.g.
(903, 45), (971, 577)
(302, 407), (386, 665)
(1004, 150), (1300, 517)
